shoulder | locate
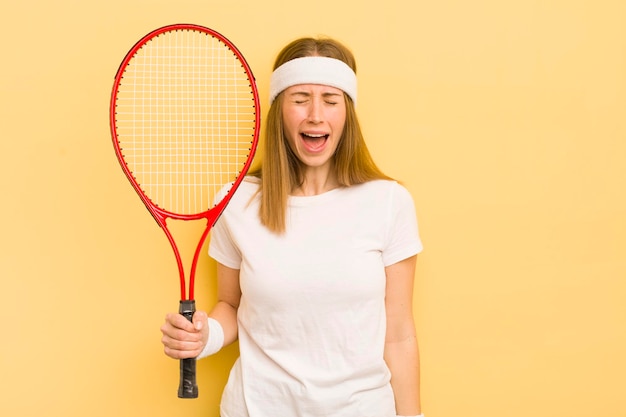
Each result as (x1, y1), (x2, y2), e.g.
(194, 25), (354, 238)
(330, 181), (415, 216)
(350, 180), (412, 200)
(214, 176), (260, 211)
(238, 175), (261, 193)
(216, 175), (260, 198)
(352, 181), (417, 219)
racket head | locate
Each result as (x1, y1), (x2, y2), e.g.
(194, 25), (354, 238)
(109, 24), (260, 226)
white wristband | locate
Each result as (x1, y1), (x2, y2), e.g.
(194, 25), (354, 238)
(197, 317), (224, 359)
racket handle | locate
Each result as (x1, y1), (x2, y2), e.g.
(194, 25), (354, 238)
(178, 300), (198, 399)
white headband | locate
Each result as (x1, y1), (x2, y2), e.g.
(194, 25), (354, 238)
(269, 56), (357, 105)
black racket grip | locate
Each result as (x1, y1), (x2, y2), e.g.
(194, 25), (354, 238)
(178, 300), (198, 398)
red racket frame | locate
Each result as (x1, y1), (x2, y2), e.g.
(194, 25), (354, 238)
(109, 23), (260, 302)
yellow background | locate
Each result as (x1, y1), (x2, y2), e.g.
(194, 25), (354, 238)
(1, 0), (624, 416)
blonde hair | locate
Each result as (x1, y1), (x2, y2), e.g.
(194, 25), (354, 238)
(250, 37), (392, 233)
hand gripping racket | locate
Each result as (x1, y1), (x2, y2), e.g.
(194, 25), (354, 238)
(109, 24), (259, 398)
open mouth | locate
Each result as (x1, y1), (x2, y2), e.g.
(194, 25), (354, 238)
(301, 132), (329, 151)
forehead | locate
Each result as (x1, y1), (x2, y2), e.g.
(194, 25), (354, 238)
(284, 84), (344, 95)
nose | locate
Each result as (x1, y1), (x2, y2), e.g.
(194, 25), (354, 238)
(307, 98), (323, 123)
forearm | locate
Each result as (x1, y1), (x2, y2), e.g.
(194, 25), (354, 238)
(384, 256), (421, 415)
(210, 262), (241, 348)
(384, 335), (421, 416)
(209, 300), (239, 347)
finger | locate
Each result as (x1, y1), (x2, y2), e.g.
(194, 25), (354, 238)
(192, 310), (208, 331)
(163, 344), (201, 359)
(165, 312), (196, 332)
(163, 325), (204, 343)
(162, 333), (202, 350)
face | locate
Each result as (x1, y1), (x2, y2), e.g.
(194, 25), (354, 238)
(281, 84), (347, 172)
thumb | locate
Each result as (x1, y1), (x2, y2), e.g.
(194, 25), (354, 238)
(192, 310), (208, 331)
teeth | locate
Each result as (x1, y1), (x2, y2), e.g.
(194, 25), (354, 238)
(302, 133), (327, 138)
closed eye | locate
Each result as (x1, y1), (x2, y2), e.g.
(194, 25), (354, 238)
(289, 92), (310, 104)
(323, 93), (342, 105)
(287, 91), (343, 105)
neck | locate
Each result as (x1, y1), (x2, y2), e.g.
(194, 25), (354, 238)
(292, 166), (339, 196)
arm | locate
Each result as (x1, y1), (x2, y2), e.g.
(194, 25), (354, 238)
(160, 262), (241, 358)
(384, 255), (422, 416)
(208, 262), (241, 347)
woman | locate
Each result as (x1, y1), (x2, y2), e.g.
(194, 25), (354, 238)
(161, 36), (424, 417)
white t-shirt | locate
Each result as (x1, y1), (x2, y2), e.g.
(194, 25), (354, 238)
(209, 177), (423, 417)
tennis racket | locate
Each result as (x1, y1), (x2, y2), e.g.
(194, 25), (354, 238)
(109, 24), (259, 398)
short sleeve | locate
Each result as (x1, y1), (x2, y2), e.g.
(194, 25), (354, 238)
(208, 184), (243, 269)
(381, 183), (423, 266)
(209, 214), (242, 269)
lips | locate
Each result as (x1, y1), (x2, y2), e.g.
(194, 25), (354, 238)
(300, 132), (329, 152)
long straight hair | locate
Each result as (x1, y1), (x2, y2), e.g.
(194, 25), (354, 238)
(250, 37), (392, 233)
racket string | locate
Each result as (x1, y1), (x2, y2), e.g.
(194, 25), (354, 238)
(115, 29), (256, 214)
